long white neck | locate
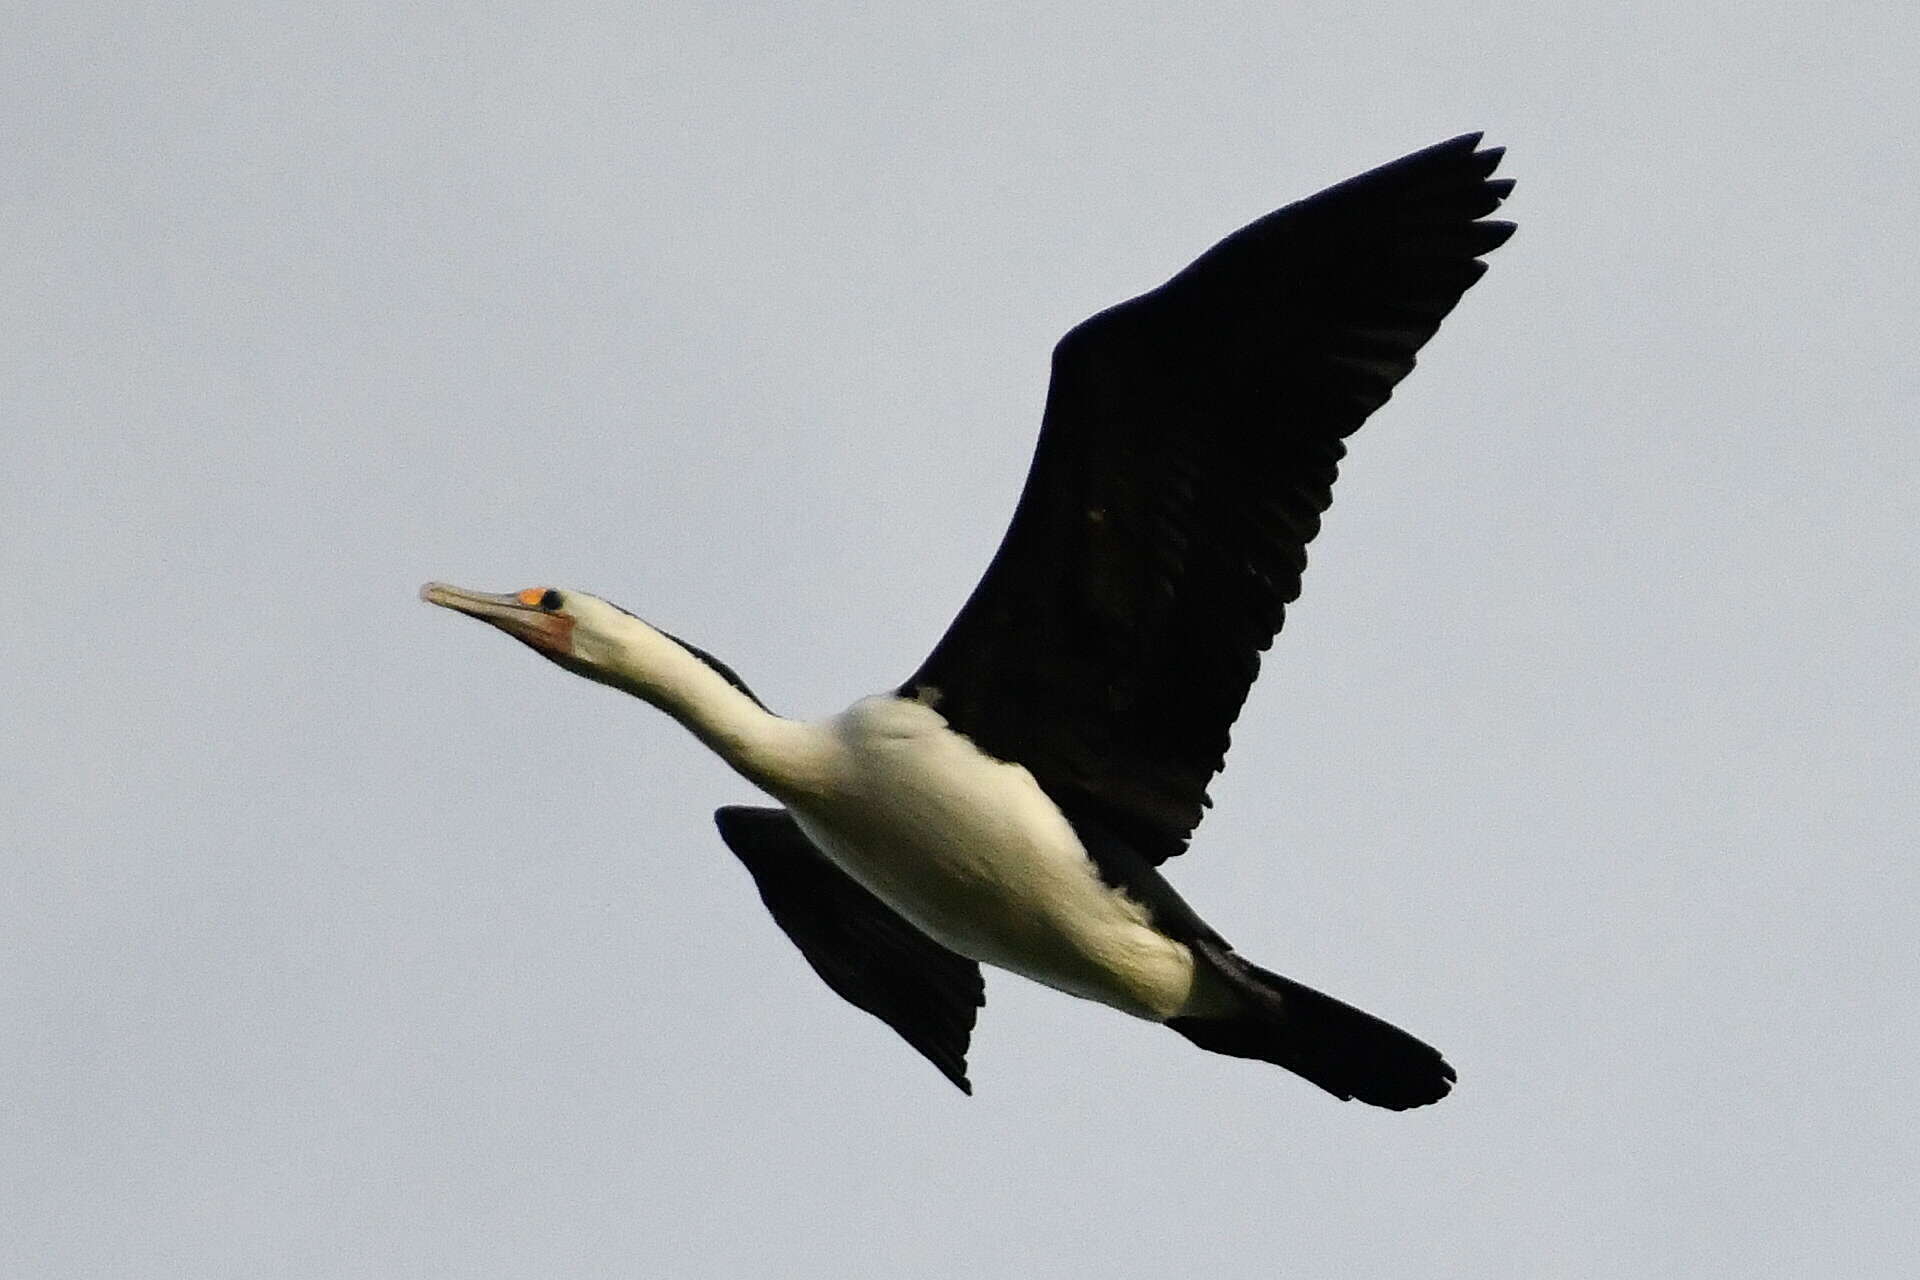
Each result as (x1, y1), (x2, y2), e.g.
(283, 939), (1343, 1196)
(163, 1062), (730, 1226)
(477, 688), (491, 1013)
(586, 609), (832, 800)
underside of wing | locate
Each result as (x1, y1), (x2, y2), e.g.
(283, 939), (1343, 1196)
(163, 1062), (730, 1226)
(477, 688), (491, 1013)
(903, 133), (1515, 866)
(714, 805), (985, 1093)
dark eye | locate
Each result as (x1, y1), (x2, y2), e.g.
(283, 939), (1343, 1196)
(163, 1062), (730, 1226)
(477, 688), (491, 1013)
(539, 589), (563, 611)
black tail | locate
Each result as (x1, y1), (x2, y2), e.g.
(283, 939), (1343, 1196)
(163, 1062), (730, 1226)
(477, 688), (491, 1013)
(1167, 940), (1455, 1110)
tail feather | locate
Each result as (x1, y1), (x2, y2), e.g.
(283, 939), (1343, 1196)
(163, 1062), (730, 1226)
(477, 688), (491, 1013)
(1168, 941), (1455, 1110)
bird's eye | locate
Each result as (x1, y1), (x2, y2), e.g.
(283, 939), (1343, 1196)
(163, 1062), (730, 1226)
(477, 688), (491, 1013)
(515, 586), (565, 611)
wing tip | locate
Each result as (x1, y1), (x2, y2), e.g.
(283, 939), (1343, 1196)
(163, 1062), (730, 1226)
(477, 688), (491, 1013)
(715, 803), (987, 1098)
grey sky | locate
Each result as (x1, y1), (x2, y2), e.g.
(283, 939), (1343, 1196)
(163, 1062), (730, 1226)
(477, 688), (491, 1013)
(5, 4), (1915, 1276)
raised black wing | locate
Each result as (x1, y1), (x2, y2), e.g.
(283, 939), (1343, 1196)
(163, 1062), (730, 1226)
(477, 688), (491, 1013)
(901, 134), (1514, 865)
(714, 806), (985, 1093)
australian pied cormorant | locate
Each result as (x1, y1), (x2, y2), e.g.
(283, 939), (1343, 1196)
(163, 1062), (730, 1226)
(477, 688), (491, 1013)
(425, 133), (1514, 1108)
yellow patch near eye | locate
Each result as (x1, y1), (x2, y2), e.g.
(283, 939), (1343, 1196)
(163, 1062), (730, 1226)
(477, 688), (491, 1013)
(518, 587), (548, 607)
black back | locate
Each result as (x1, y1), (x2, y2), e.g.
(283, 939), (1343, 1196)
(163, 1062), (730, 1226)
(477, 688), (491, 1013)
(902, 134), (1514, 866)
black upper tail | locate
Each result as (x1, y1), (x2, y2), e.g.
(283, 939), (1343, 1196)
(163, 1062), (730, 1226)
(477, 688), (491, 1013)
(1168, 938), (1455, 1110)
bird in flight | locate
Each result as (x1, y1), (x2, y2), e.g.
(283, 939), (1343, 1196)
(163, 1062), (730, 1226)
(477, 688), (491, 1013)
(425, 133), (1513, 1108)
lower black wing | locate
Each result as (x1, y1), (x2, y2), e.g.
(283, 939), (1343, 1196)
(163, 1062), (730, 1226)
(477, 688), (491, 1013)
(714, 806), (985, 1093)
(902, 134), (1515, 866)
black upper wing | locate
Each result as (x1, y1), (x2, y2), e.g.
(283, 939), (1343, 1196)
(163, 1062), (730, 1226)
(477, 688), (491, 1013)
(715, 806), (985, 1093)
(901, 134), (1514, 865)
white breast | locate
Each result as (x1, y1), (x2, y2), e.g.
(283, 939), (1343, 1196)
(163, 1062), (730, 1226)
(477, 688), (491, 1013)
(783, 695), (1203, 1021)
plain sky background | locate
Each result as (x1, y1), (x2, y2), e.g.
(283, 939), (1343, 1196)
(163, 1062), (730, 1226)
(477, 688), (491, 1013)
(5, 4), (1915, 1277)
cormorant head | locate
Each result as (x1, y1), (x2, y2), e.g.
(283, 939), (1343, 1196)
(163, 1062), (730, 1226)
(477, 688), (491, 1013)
(422, 581), (767, 712)
(420, 582), (627, 679)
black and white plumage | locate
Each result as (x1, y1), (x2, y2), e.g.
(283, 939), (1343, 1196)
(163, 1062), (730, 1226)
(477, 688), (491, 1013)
(425, 134), (1514, 1108)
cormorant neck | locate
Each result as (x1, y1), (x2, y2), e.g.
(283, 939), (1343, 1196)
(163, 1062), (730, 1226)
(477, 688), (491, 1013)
(586, 613), (831, 800)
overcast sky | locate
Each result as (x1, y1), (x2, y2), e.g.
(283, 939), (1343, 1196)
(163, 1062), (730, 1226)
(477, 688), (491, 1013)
(5, 4), (1916, 1277)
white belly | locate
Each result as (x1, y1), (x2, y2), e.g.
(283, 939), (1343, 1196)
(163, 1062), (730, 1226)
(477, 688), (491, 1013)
(782, 695), (1203, 1021)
